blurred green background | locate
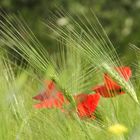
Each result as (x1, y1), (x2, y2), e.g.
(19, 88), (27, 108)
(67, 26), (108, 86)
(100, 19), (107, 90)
(1, 0), (140, 57)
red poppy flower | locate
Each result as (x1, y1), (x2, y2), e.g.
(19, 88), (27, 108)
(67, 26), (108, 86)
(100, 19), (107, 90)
(75, 93), (100, 118)
(92, 67), (131, 97)
(34, 92), (65, 109)
(33, 80), (65, 109)
(33, 80), (100, 119)
(33, 80), (57, 101)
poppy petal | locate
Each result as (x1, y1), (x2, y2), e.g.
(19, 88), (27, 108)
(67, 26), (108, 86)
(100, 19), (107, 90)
(115, 67), (131, 81)
(34, 93), (65, 109)
(44, 80), (55, 90)
(74, 93), (88, 104)
(104, 67), (131, 90)
(33, 80), (56, 101)
(93, 85), (125, 97)
(33, 94), (44, 101)
(93, 85), (114, 97)
(34, 99), (59, 109)
(32, 91), (49, 101)
(77, 93), (100, 117)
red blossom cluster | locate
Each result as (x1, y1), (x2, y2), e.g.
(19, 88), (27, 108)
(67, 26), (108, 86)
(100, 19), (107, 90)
(33, 67), (131, 118)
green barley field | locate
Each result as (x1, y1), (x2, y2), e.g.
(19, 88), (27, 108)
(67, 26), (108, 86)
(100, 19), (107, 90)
(1, 3), (140, 140)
